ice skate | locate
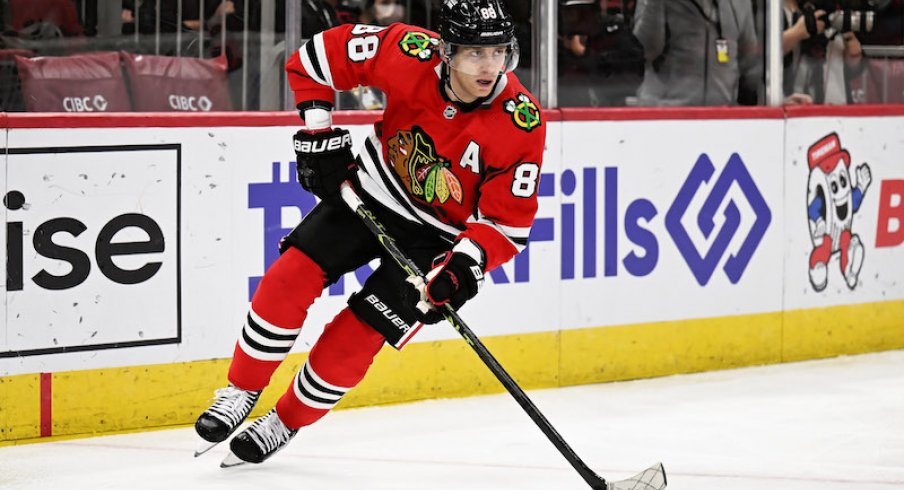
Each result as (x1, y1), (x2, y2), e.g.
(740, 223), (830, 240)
(194, 385), (261, 456)
(221, 408), (298, 467)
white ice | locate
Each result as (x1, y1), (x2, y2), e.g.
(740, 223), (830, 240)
(1, 350), (902, 490)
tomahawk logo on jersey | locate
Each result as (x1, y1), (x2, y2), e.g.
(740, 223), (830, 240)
(286, 23), (546, 272)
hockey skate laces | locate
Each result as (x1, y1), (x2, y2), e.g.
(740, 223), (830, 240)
(207, 386), (257, 427)
(247, 412), (294, 452)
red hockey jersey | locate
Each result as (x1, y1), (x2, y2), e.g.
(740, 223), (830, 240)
(286, 23), (546, 271)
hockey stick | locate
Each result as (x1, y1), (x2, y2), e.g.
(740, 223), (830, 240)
(339, 182), (666, 490)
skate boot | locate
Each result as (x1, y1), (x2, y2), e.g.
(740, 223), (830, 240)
(194, 385), (261, 456)
(221, 408), (298, 467)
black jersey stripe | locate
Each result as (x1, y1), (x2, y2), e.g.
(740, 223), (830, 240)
(304, 40), (327, 85)
(246, 314), (298, 342)
(362, 138), (458, 240)
(362, 139), (425, 223)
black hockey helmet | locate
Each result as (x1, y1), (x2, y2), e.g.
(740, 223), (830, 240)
(440, 0), (516, 46)
(439, 0), (520, 75)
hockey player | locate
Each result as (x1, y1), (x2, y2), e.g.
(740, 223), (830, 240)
(195, 0), (546, 466)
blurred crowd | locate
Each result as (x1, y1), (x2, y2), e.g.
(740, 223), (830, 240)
(0, 0), (902, 111)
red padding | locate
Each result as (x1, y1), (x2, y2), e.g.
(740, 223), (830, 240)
(121, 52), (233, 112)
(15, 51), (132, 112)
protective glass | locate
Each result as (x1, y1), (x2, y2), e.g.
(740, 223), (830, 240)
(442, 41), (520, 76)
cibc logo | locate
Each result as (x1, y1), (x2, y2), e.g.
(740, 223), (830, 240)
(62, 95), (109, 112)
(168, 95), (213, 111)
(4, 190), (165, 291)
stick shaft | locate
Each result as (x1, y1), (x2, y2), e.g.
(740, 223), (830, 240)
(339, 183), (608, 489)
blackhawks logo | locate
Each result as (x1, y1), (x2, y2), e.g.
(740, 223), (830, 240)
(504, 93), (541, 132)
(399, 31), (439, 61)
(387, 126), (463, 205)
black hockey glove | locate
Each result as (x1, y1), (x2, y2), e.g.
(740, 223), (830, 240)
(293, 127), (356, 201)
(406, 247), (485, 325)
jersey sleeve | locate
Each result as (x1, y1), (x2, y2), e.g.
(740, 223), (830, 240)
(285, 23), (425, 110)
(458, 125), (547, 272)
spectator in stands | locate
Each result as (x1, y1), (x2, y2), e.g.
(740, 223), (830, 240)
(558, 0), (644, 106)
(632, 0), (762, 106)
(301, 0), (341, 37)
(782, 0), (864, 104)
(126, 0), (239, 34)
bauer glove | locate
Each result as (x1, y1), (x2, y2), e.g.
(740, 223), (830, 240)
(293, 127), (356, 201)
(406, 240), (485, 325)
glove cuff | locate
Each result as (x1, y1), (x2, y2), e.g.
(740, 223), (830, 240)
(451, 238), (486, 271)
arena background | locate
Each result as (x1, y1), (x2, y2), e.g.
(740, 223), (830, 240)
(1, 104), (902, 443)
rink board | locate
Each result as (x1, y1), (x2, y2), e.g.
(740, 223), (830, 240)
(1, 107), (903, 443)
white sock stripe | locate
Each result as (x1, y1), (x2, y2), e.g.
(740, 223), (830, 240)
(302, 364), (347, 397)
(313, 33), (334, 87)
(238, 335), (292, 362)
(304, 362), (352, 393)
(242, 324), (296, 350)
(298, 370), (343, 403)
(292, 374), (338, 410)
(249, 309), (302, 336)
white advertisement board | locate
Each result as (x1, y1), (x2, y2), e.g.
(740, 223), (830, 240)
(557, 119), (785, 328)
(784, 116), (904, 308)
(3, 114), (896, 378)
(1, 144), (180, 358)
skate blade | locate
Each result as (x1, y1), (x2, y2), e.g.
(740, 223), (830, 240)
(220, 452), (248, 468)
(194, 439), (220, 457)
(607, 462), (667, 490)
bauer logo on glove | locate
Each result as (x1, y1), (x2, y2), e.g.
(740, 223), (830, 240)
(294, 132), (353, 154)
(293, 127), (357, 201)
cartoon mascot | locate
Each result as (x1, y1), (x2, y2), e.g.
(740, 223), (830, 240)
(806, 133), (871, 291)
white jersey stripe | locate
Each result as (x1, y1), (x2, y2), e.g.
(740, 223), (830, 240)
(356, 135), (462, 238)
(313, 33), (334, 88)
(467, 216), (528, 251)
(298, 43), (327, 86)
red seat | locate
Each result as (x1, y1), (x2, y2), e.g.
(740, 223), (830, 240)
(15, 51), (132, 112)
(121, 53), (233, 112)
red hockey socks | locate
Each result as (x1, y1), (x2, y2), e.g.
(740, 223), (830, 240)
(275, 307), (386, 429)
(227, 248), (327, 391)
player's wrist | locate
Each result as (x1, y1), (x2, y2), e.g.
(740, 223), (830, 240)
(304, 108), (332, 130)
